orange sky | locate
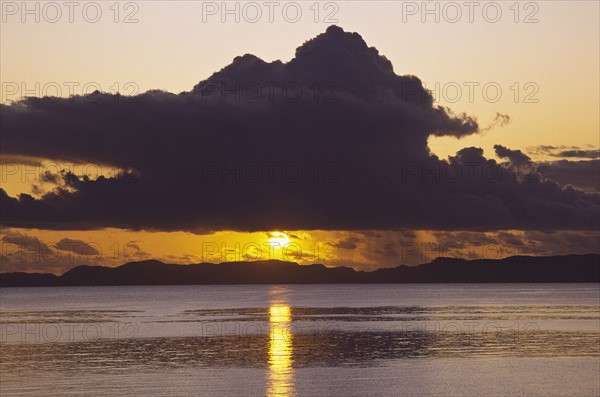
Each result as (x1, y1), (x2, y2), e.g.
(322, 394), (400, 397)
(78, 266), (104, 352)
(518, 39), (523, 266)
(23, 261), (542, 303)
(1, 1), (598, 274)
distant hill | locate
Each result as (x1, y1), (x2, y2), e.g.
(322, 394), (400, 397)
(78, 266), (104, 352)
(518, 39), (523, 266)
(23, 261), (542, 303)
(1, 254), (598, 287)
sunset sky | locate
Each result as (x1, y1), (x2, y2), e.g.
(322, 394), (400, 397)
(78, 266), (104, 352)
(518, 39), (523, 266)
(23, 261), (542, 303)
(1, 1), (598, 273)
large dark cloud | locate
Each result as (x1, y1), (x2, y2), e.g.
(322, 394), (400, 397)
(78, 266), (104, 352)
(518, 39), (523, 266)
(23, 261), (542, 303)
(0, 26), (598, 233)
(537, 160), (600, 192)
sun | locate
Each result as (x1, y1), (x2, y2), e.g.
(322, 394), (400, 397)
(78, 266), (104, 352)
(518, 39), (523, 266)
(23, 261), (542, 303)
(268, 232), (291, 249)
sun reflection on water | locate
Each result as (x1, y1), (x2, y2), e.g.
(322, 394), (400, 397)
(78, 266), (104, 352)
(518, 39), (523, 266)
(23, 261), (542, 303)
(267, 305), (294, 397)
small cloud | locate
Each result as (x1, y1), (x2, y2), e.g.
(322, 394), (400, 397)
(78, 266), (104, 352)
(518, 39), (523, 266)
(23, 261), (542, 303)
(479, 112), (511, 135)
(553, 149), (600, 159)
(335, 237), (362, 250)
(54, 238), (100, 256)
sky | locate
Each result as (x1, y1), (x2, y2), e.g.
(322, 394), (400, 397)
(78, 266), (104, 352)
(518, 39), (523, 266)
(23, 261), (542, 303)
(0, 1), (599, 273)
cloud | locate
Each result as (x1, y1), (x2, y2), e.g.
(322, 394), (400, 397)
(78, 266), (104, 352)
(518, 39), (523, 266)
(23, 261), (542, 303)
(494, 144), (538, 180)
(479, 112), (511, 135)
(0, 26), (597, 234)
(527, 145), (600, 159)
(54, 238), (100, 256)
(538, 160), (600, 192)
(495, 231), (525, 246)
(494, 144), (531, 165)
(498, 145), (598, 192)
(0, 230), (97, 273)
(425, 229), (599, 262)
(335, 237), (363, 250)
(554, 150), (600, 159)
(1, 230), (51, 252)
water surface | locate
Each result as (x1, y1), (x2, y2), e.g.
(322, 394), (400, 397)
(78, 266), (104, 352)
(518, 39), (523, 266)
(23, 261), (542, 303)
(1, 284), (599, 396)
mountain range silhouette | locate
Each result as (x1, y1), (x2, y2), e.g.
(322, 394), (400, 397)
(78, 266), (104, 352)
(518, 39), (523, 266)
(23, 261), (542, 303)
(1, 254), (598, 287)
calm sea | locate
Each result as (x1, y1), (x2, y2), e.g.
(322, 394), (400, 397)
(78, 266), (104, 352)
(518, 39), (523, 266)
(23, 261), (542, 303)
(1, 284), (599, 396)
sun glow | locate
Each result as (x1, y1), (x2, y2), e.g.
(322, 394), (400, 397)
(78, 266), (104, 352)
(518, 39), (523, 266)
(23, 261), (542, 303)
(268, 232), (291, 250)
